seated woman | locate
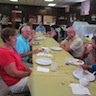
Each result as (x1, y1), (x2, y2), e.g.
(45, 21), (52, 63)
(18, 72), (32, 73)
(47, 25), (58, 41)
(0, 27), (31, 93)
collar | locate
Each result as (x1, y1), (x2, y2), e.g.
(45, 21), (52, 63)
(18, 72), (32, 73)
(71, 35), (78, 41)
(20, 35), (28, 42)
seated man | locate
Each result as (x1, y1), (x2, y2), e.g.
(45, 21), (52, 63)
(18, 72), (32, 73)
(35, 21), (46, 33)
(80, 36), (96, 66)
(15, 26), (40, 65)
(60, 27), (83, 58)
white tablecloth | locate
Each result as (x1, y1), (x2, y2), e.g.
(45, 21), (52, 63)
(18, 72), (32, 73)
(72, 21), (96, 39)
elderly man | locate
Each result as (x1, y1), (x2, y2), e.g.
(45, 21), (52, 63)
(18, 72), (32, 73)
(35, 21), (46, 33)
(15, 26), (40, 66)
(81, 36), (96, 64)
(79, 36), (96, 72)
(60, 27), (83, 58)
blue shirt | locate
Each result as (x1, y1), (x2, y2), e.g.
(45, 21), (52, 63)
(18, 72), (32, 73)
(35, 26), (46, 32)
(14, 35), (30, 62)
(92, 64), (96, 71)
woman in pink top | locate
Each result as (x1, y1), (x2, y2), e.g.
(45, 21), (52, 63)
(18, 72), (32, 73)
(0, 27), (31, 93)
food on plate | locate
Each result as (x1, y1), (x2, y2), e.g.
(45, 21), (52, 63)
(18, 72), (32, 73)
(33, 41), (39, 45)
(77, 60), (82, 63)
(39, 48), (44, 52)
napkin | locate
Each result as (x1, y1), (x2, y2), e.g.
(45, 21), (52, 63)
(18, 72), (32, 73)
(36, 52), (53, 57)
(69, 83), (91, 95)
(37, 66), (50, 72)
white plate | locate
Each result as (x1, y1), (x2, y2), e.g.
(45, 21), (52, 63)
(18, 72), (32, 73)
(36, 58), (52, 65)
(73, 71), (95, 82)
(66, 58), (84, 65)
(51, 46), (62, 51)
(36, 36), (44, 40)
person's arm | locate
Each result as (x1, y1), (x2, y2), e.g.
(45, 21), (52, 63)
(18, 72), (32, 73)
(87, 45), (95, 64)
(59, 44), (65, 49)
(59, 39), (66, 49)
(63, 39), (71, 52)
(80, 44), (89, 59)
(23, 63), (32, 71)
(29, 37), (35, 46)
(43, 26), (46, 32)
(48, 31), (56, 38)
(35, 26), (39, 32)
(78, 64), (92, 70)
(20, 49), (40, 57)
(4, 62), (31, 78)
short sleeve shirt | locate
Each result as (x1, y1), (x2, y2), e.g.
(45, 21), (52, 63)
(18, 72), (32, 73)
(35, 26), (46, 32)
(0, 47), (25, 86)
(15, 35), (30, 62)
(61, 35), (83, 58)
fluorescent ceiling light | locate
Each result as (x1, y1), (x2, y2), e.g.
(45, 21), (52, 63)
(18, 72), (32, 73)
(10, 0), (18, 2)
(44, 0), (54, 2)
(64, 0), (86, 2)
(48, 3), (56, 6)
(61, 5), (69, 8)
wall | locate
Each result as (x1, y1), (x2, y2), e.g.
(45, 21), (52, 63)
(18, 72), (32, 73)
(0, 3), (65, 27)
(0, 0), (96, 28)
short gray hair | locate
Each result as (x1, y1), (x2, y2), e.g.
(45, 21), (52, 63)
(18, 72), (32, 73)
(67, 27), (76, 33)
(21, 25), (31, 32)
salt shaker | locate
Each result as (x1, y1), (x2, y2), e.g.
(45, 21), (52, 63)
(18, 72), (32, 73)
(51, 62), (57, 72)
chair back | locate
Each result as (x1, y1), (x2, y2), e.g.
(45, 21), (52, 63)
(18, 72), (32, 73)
(0, 76), (10, 96)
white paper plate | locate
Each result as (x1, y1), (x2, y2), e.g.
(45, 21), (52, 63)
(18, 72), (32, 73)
(36, 58), (52, 65)
(73, 71), (95, 82)
(66, 58), (84, 65)
(36, 36), (44, 40)
(51, 46), (62, 51)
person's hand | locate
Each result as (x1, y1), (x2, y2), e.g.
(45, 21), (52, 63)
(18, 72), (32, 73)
(77, 65), (83, 68)
(60, 44), (64, 49)
(23, 63), (32, 72)
(87, 44), (93, 53)
(32, 49), (40, 54)
(84, 44), (88, 49)
(66, 36), (70, 40)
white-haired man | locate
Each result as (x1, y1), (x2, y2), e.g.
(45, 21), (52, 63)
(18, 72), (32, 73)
(15, 26), (40, 66)
(60, 27), (83, 58)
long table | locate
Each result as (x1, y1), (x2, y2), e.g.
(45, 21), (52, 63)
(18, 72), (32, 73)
(27, 35), (96, 96)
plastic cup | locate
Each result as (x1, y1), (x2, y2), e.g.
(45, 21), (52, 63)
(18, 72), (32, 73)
(51, 62), (57, 72)
(79, 77), (89, 87)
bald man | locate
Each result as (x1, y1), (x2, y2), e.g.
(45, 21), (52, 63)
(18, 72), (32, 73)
(60, 27), (83, 58)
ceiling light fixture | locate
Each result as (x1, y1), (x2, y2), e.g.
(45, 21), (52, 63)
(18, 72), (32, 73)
(44, 0), (54, 2)
(64, 0), (86, 2)
(48, 3), (56, 6)
(10, 0), (18, 2)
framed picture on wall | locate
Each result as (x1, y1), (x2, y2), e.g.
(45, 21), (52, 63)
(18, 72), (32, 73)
(43, 15), (56, 25)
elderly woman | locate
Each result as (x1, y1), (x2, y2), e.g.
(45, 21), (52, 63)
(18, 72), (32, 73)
(0, 27), (31, 93)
